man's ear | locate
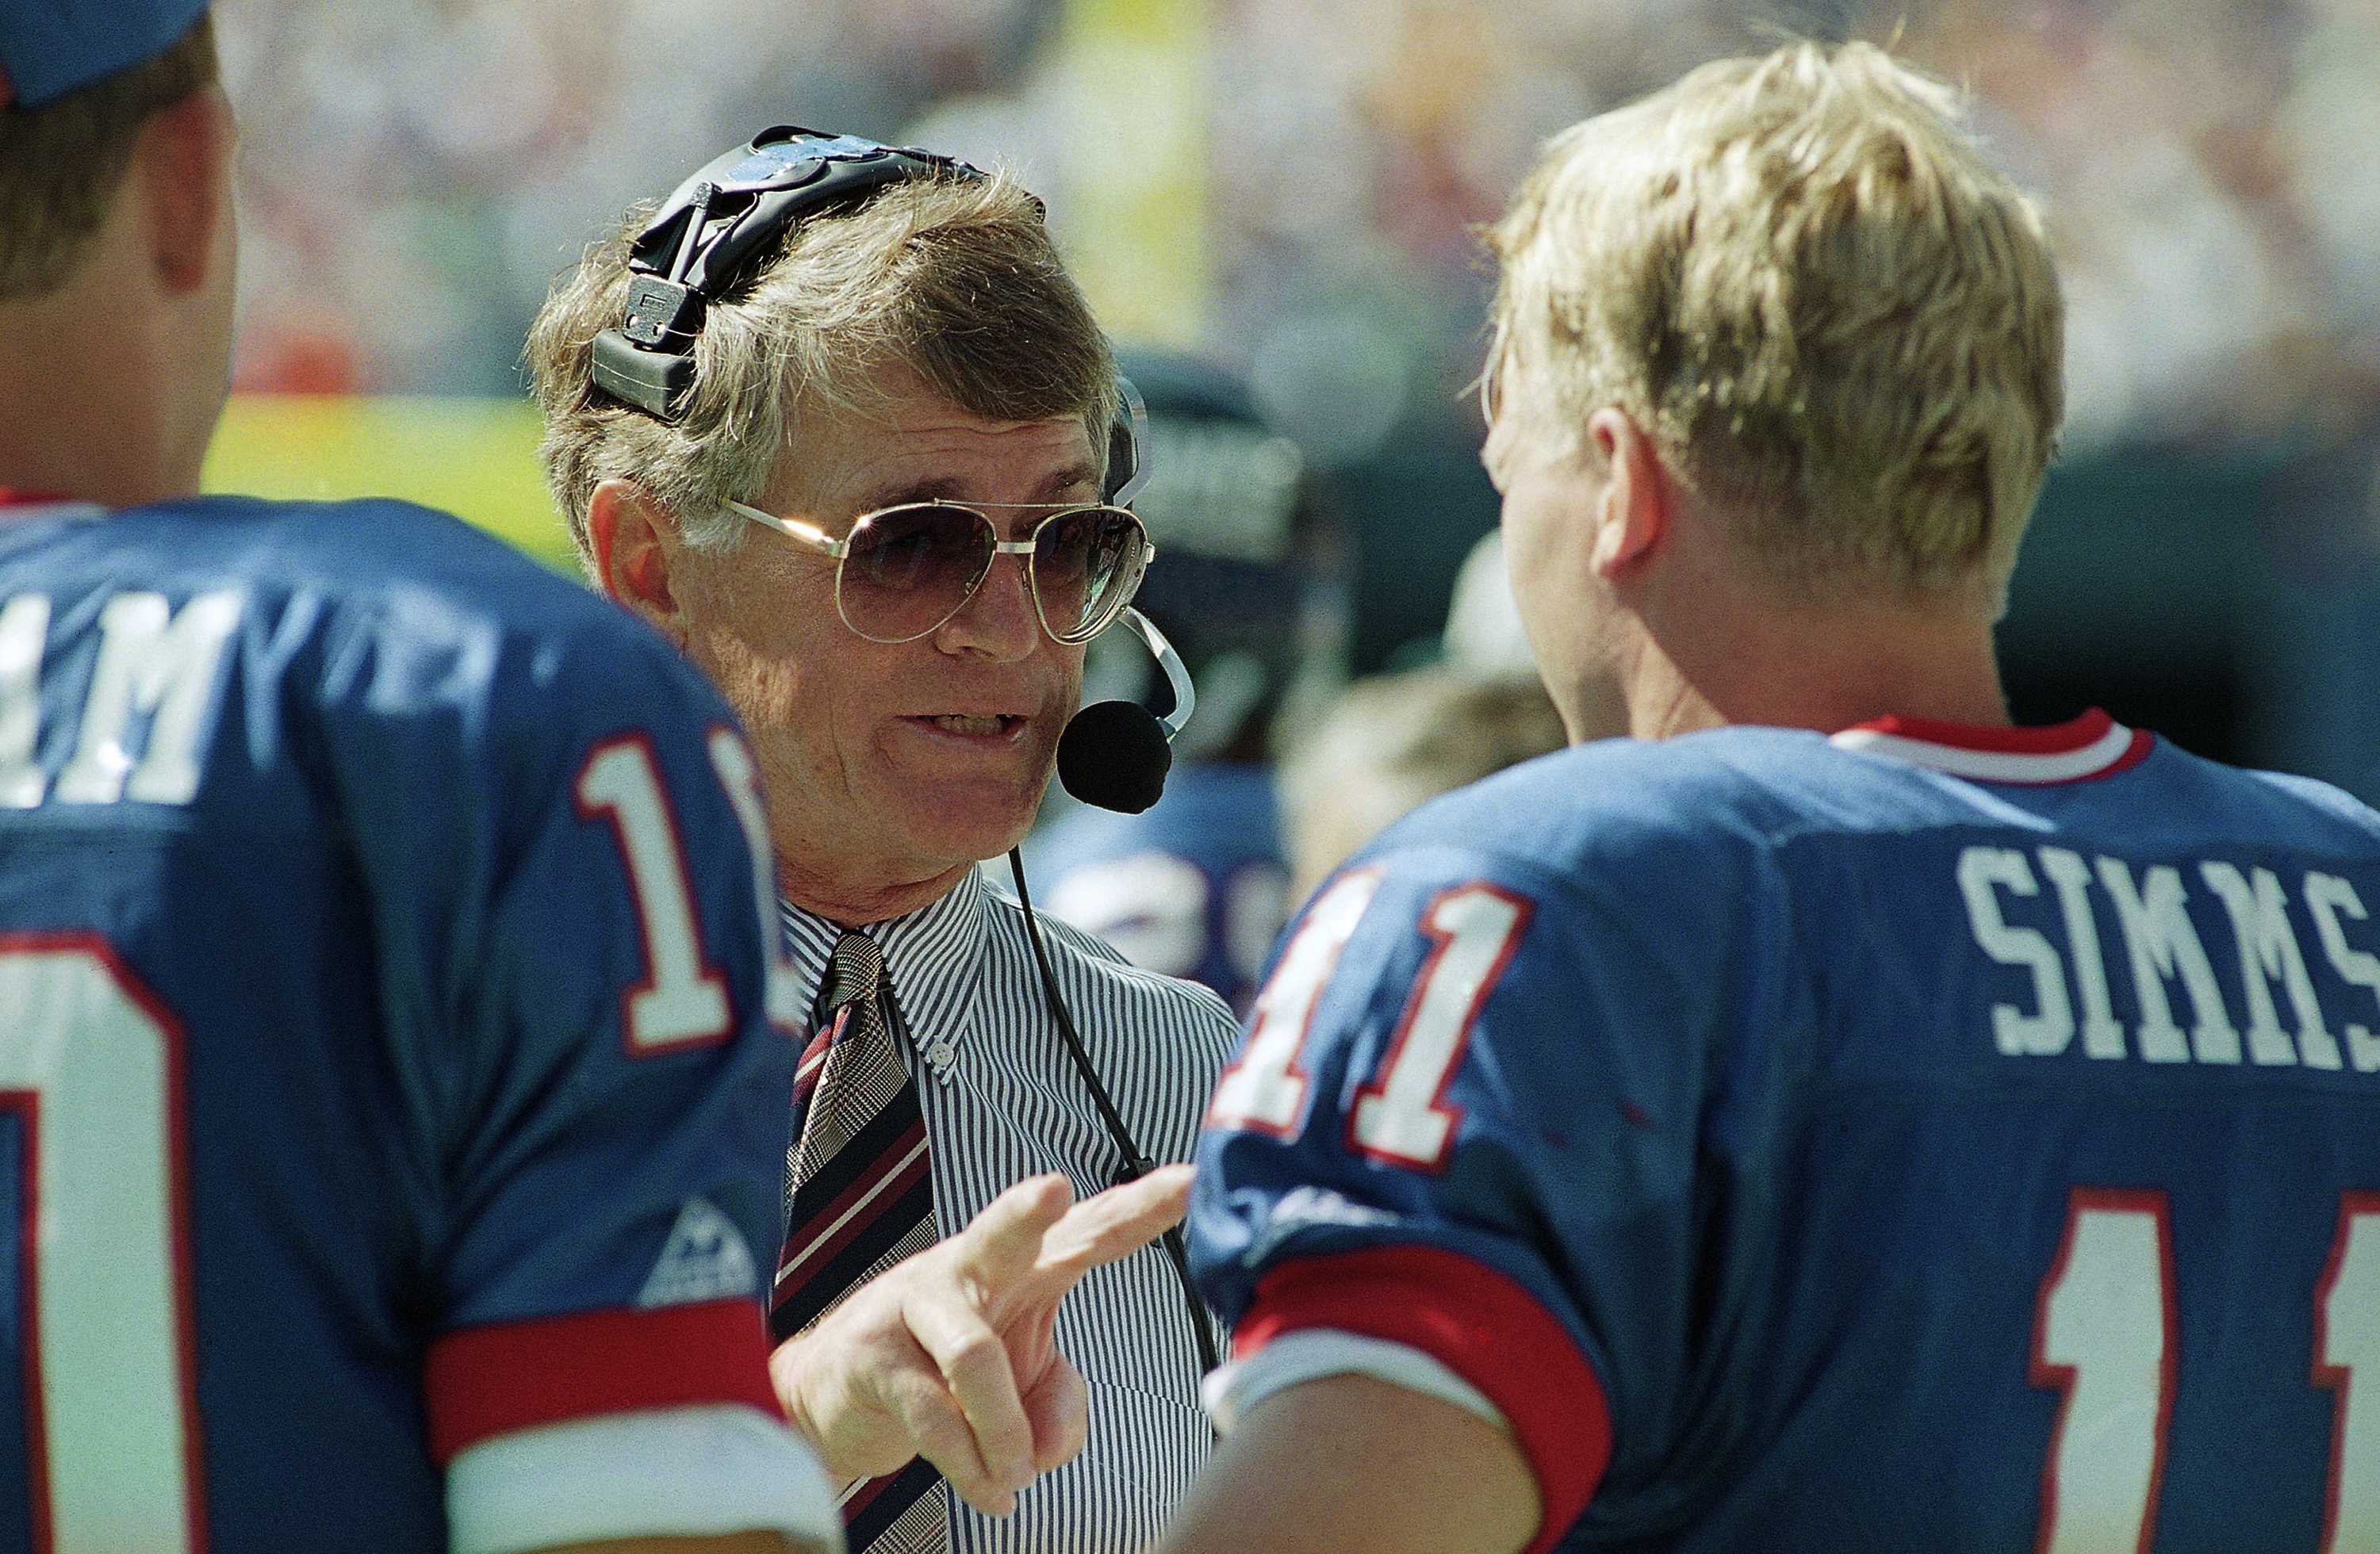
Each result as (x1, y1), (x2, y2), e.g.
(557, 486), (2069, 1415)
(1585, 408), (1668, 581)
(139, 86), (236, 297)
(588, 479), (689, 646)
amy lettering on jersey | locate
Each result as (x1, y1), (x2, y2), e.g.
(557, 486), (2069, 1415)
(0, 590), (243, 809)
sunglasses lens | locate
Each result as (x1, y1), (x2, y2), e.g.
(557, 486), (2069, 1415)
(1033, 507), (1147, 641)
(839, 504), (993, 641)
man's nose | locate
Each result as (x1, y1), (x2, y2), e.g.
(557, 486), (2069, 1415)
(936, 550), (1041, 660)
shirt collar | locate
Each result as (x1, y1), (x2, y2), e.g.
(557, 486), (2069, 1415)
(0, 489), (104, 523)
(777, 867), (991, 1051)
(1829, 707), (2153, 786)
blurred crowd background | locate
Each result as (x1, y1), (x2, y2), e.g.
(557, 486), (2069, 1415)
(206, 0), (2380, 799)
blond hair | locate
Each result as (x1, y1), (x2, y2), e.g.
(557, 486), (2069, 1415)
(1485, 40), (2064, 607)
(0, 13), (218, 300)
(527, 170), (1117, 561)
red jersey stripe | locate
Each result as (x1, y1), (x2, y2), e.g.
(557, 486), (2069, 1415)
(1853, 707), (2117, 755)
(1235, 1245), (1612, 1554)
(1833, 706), (2151, 785)
(423, 1296), (778, 1464)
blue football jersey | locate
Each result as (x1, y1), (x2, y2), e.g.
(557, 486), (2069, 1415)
(1193, 711), (2380, 1553)
(0, 494), (803, 1551)
(1030, 762), (1290, 1013)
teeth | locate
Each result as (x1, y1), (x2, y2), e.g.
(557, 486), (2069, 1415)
(931, 715), (1007, 736)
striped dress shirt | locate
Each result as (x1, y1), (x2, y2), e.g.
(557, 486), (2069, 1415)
(778, 864), (1238, 1554)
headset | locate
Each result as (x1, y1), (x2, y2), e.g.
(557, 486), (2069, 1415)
(594, 125), (1218, 1374)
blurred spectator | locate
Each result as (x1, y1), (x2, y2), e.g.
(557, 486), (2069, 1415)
(206, 0), (2380, 456)
(1286, 494), (1622, 899)
(1275, 662), (1585, 903)
(1441, 529), (1536, 676)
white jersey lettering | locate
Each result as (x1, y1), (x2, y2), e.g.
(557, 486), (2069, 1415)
(2037, 847), (2128, 1059)
(0, 593), (49, 808)
(2094, 858), (2238, 1065)
(2200, 862), (2340, 1070)
(1959, 847), (2075, 1058)
(2305, 874), (2380, 1074)
(55, 591), (242, 807)
(1970, 853), (2380, 1074)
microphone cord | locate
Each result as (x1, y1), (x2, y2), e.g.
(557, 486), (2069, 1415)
(1006, 848), (1222, 1379)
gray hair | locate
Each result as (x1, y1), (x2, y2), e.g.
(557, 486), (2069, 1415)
(527, 169), (1118, 563)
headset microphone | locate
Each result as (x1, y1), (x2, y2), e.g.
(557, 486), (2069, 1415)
(1057, 608), (1195, 813)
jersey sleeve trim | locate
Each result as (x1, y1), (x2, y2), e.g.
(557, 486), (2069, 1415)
(424, 1296), (779, 1464)
(1234, 1244), (1612, 1554)
(1201, 1328), (1507, 1433)
(445, 1401), (837, 1554)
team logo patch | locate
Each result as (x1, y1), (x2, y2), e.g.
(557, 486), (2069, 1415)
(1242, 1185), (1402, 1267)
(636, 1196), (759, 1307)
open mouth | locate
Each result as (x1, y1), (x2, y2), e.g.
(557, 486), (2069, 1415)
(918, 714), (1025, 737)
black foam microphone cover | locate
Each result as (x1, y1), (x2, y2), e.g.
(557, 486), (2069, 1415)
(1057, 700), (1172, 813)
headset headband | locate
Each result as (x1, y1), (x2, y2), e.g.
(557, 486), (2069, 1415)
(588, 124), (1144, 505)
(589, 126), (983, 421)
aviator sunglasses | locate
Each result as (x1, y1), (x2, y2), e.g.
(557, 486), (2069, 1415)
(726, 496), (1155, 645)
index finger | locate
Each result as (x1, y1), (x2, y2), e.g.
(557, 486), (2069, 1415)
(1034, 1163), (1193, 1279)
(947, 1173), (1080, 1290)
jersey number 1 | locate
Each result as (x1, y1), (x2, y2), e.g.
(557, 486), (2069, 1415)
(1206, 873), (1531, 1171)
(575, 730), (802, 1051)
(2033, 1188), (2379, 1552)
(0, 938), (202, 1553)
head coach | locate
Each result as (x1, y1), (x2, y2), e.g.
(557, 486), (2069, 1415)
(526, 130), (1239, 1554)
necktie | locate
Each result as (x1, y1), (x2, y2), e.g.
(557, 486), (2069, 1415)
(773, 930), (947, 1554)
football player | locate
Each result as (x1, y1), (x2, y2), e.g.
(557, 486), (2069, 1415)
(1162, 40), (2380, 1554)
(0, 5), (837, 1548)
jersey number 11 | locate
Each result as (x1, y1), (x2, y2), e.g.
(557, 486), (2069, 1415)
(2034, 1188), (2379, 1552)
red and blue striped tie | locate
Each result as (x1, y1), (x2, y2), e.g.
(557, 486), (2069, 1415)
(772, 930), (946, 1553)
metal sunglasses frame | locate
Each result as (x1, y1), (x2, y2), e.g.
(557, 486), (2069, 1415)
(725, 496), (1156, 645)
